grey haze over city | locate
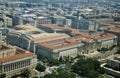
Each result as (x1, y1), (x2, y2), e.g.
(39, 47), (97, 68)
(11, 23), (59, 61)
(0, 0), (120, 78)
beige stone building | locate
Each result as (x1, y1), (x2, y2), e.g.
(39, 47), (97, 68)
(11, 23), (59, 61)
(74, 31), (117, 51)
(6, 24), (70, 53)
(6, 24), (117, 59)
(39, 24), (77, 35)
(0, 44), (37, 78)
(103, 57), (120, 77)
(36, 38), (84, 59)
(0, 44), (16, 59)
(101, 22), (120, 45)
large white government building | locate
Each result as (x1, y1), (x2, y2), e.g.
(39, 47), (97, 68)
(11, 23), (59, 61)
(6, 24), (70, 53)
(37, 38), (84, 59)
(6, 24), (118, 59)
(74, 31), (117, 52)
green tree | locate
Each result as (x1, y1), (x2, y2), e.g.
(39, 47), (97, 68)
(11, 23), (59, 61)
(57, 68), (76, 78)
(87, 70), (100, 78)
(44, 73), (57, 78)
(21, 68), (31, 77)
(99, 74), (112, 78)
(11, 74), (18, 78)
(93, 60), (101, 71)
(32, 76), (38, 78)
(43, 68), (76, 78)
(41, 58), (49, 63)
(117, 47), (120, 54)
(48, 58), (60, 66)
(59, 56), (63, 62)
(71, 57), (101, 78)
(36, 63), (46, 72)
(0, 73), (6, 78)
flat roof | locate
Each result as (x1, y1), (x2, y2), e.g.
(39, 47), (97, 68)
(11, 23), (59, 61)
(10, 24), (44, 34)
(38, 38), (81, 50)
(15, 24), (38, 31)
(40, 24), (77, 32)
(28, 33), (70, 41)
(74, 31), (116, 41)
(0, 52), (33, 63)
(0, 44), (14, 52)
(0, 44), (34, 63)
(102, 22), (120, 33)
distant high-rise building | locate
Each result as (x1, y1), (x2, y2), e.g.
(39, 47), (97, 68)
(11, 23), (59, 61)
(13, 16), (23, 25)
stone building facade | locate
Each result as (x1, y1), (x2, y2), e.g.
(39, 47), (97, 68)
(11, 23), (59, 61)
(0, 44), (37, 78)
(36, 38), (84, 59)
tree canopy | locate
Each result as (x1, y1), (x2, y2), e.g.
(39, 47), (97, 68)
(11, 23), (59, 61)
(48, 58), (60, 66)
(43, 68), (76, 78)
(0, 73), (6, 78)
(21, 68), (31, 77)
(71, 57), (101, 78)
(36, 63), (46, 72)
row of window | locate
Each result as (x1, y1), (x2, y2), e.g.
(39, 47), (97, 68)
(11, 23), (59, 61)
(3, 59), (30, 72)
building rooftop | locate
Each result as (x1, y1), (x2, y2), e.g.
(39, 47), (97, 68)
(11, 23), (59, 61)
(0, 44), (34, 63)
(21, 14), (36, 18)
(93, 32), (115, 40)
(74, 31), (116, 41)
(10, 24), (44, 34)
(27, 33), (70, 42)
(0, 52), (33, 62)
(38, 38), (81, 50)
(38, 16), (48, 19)
(72, 35), (93, 43)
(0, 44), (14, 52)
(40, 24), (77, 33)
(102, 22), (120, 33)
(15, 24), (38, 31)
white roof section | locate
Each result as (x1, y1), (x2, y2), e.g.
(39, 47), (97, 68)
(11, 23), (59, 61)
(38, 16), (47, 19)
(22, 14), (36, 17)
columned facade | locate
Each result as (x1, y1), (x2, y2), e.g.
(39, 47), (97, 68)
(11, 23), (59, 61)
(0, 45), (37, 78)
(0, 56), (37, 77)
